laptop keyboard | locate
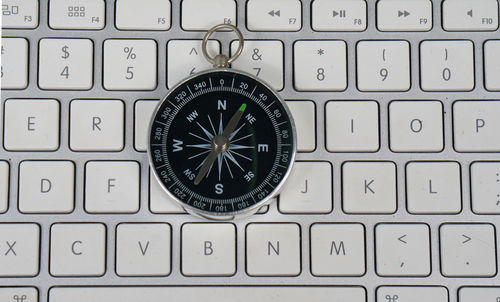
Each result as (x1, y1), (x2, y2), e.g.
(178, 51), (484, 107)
(1, 0), (500, 301)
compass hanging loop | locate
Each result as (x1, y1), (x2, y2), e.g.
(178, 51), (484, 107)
(202, 23), (244, 68)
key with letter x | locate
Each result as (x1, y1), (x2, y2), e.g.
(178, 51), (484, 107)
(0, 223), (40, 277)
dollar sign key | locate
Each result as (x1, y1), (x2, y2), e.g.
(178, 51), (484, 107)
(61, 45), (70, 59)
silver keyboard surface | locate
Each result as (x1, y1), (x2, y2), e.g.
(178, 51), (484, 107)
(1, 0), (500, 301)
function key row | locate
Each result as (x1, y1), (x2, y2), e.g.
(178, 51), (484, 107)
(0, 222), (495, 278)
(2, 0), (499, 32)
(2, 38), (500, 92)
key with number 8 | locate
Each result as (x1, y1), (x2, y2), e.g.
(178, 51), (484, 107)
(103, 39), (157, 90)
(294, 40), (347, 91)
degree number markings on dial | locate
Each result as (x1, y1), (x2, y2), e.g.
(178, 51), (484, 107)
(149, 70), (295, 215)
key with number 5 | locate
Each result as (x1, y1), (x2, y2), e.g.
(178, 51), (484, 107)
(104, 39), (157, 90)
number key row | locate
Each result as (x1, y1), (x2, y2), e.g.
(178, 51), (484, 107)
(3, 38), (500, 92)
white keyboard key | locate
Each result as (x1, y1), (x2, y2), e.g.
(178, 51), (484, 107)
(19, 161), (75, 214)
(310, 223), (365, 276)
(231, 40), (284, 91)
(471, 162), (500, 213)
(293, 40), (347, 91)
(377, 0), (433, 31)
(343, 162), (396, 214)
(50, 287), (366, 302)
(485, 40), (500, 91)
(4, 99), (60, 151)
(357, 40), (410, 91)
(116, 223), (171, 276)
(50, 223), (106, 276)
(325, 101), (379, 152)
(389, 101), (444, 152)
(134, 100), (159, 151)
(149, 170), (186, 213)
(285, 101), (316, 151)
(39, 38), (93, 90)
(247, 0), (302, 31)
(454, 101), (500, 152)
(49, 0), (105, 30)
(0, 161), (9, 213)
(181, 0), (236, 30)
(246, 223), (300, 276)
(440, 223), (496, 277)
(407, 162), (462, 214)
(182, 223), (236, 276)
(420, 40), (474, 91)
(103, 39), (157, 90)
(0, 287), (38, 302)
(167, 40), (220, 88)
(0, 223), (40, 277)
(85, 161), (140, 213)
(1, 0), (38, 28)
(376, 224), (431, 276)
(443, 0), (499, 31)
(279, 162), (332, 214)
(460, 287), (500, 302)
(378, 287), (448, 302)
(116, 0), (171, 30)
(1, 38), (29, 89)
(312, 0), (367, 31)
(70, 99), (124, 151)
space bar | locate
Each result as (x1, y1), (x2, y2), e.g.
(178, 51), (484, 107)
(49, 286), (366, 302)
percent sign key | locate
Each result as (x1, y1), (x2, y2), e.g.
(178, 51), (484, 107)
(103, 40), (157, 90)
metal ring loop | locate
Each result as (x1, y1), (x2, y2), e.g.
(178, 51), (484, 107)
(202, 24), (244, 66)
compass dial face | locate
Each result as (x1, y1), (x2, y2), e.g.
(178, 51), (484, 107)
(149, 70), (295, 218)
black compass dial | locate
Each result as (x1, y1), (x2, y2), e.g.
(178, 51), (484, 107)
(149, 70), (295, 217)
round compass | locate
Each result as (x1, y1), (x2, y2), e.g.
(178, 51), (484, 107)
(148, 69), (296, 219)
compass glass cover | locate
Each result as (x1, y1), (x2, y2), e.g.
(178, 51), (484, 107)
(149, 70), (295, 216)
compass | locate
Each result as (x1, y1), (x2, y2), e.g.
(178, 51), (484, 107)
(148, 25), (296, 219)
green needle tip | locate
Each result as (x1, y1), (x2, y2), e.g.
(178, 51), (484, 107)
(239, 103), (247, 112)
